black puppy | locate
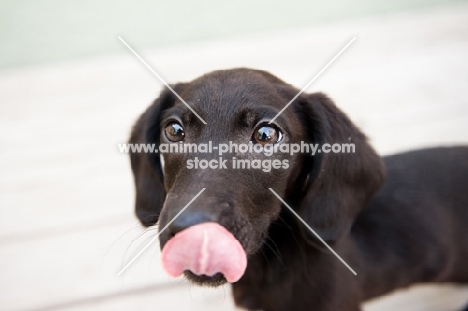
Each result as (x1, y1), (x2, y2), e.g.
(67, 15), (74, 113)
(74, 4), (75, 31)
(129, 68), (468, 311)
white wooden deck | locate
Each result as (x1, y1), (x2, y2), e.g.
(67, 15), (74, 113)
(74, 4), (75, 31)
(1, 3), (468, 310)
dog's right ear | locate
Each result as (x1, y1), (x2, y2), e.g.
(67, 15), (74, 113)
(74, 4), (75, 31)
(129, 86), (185, 226)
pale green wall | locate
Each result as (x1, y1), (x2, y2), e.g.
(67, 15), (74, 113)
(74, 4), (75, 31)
(0, 0), (464, 69)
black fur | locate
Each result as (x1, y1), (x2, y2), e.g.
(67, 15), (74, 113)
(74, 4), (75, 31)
(128, 68), (468, 310)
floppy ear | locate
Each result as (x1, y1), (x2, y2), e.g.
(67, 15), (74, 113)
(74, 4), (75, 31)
(129, 86), (184, 226)
(296, 92), (386, 241)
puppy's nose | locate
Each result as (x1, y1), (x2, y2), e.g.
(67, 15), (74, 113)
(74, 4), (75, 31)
(167, 211), (218, 237)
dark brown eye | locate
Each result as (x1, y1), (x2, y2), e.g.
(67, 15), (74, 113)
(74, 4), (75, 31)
(253, 126), (282, 145)
(164, 122), (185, 142)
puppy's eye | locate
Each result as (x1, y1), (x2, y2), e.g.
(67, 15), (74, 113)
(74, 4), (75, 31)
(164, 122), (185, 142)
(253, 126), (282, 145)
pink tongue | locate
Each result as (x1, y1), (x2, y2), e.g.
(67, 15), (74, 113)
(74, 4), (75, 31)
(161, 222), (247, 283)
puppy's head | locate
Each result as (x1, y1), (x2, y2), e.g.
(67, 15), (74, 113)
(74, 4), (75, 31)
(129, 68), (385, 286)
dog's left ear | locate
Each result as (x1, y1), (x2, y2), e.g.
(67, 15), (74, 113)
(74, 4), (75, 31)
(296, 92), (386, 241)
